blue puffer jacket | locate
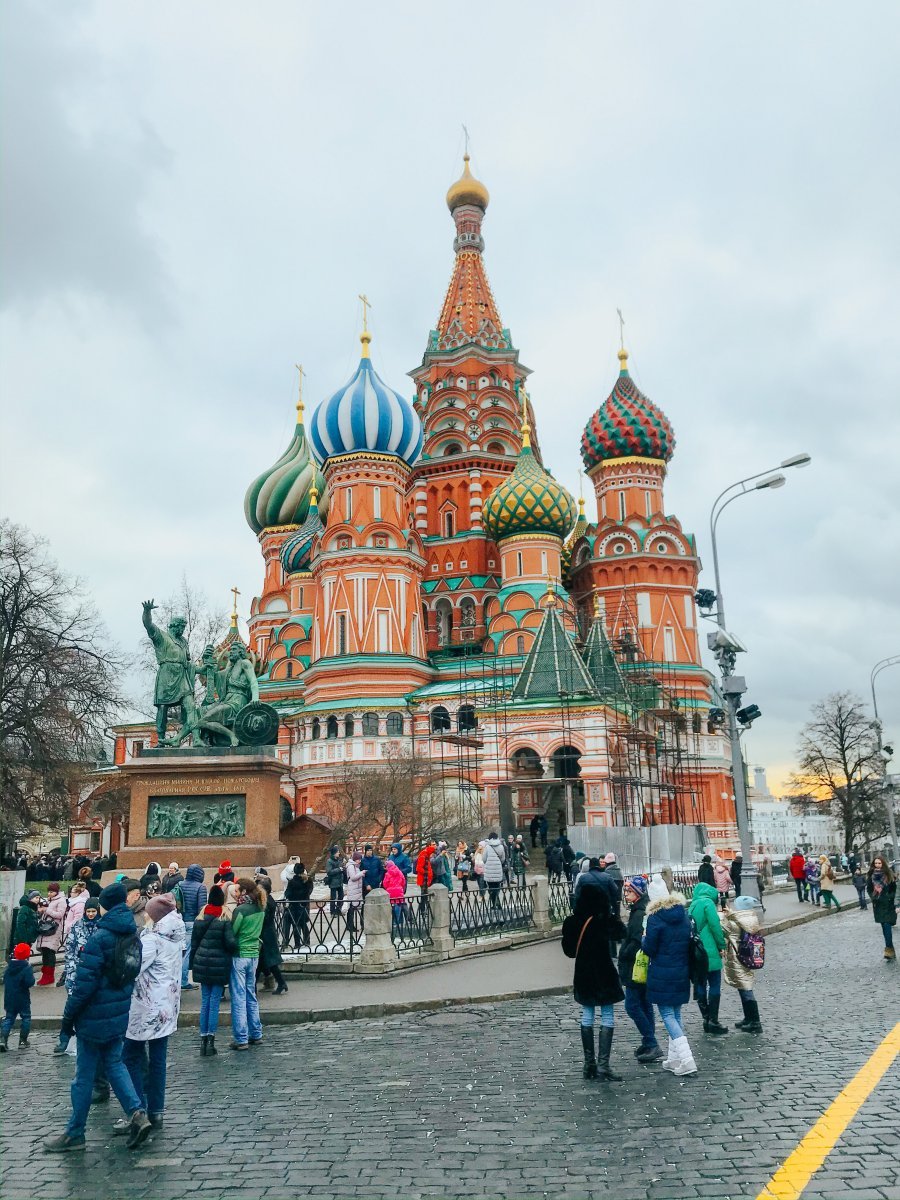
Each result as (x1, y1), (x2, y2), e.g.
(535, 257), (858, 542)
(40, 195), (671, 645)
(177, 865), (208, 922)
(62, 903), (140, 1042)
(642, 894), (691, 1007)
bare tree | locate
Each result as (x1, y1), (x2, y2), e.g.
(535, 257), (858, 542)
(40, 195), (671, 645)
(315, 745), (479, 859)
(0, 521), (128, 840)
(789, 691), (884, 853)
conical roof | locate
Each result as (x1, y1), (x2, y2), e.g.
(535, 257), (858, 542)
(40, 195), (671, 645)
(582, 611), (629, 705)
(511, 604), (596, 702)
(280, 487), (324, 574)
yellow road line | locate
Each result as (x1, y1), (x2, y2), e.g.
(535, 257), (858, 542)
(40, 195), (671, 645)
(757, 1021), (900, 1200)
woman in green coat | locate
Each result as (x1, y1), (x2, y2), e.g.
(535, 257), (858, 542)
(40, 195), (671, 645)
(688, 881), (728, 1035)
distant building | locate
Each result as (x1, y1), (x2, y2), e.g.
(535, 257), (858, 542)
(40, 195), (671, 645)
(746, 769), (842, 856)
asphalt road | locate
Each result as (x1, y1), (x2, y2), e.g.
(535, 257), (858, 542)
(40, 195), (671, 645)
(1, 902), (896, 1200)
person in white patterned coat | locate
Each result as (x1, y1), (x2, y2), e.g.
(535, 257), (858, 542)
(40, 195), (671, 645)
(114, 893), (184, 1134)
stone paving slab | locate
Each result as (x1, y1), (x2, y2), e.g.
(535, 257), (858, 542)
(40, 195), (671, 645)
(1, 896), (897, 1200)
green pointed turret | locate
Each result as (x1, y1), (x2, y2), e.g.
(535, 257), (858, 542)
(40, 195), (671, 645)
(512, 602), (596, 702)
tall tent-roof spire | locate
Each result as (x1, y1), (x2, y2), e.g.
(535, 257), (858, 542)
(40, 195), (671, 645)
(511, 605), (596, 702)
(582, 601), (630, 705)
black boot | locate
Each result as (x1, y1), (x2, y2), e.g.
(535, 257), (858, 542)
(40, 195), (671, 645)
(18, 1033), (29, 1049)
(696, 994), (709, 1028)
(738, 999), (762, 1035)
(206, 1035), (217, 1056)
(580, 1026), (597, 1079)
(596, 1027), (622, 1081)
(734, 993), (749, 1029)
(705, 995), (729, 1036)
(0, 1030), (8, 1053)
(200, 1035), (208, 1056)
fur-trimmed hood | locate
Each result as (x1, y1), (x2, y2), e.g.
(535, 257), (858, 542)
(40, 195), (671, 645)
(646, 891), (688, 915)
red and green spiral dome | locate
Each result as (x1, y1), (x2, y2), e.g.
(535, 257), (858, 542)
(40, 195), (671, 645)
(581, 351), (675, 469)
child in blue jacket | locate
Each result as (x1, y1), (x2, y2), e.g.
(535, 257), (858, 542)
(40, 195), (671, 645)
(1, 943), (35, 1050)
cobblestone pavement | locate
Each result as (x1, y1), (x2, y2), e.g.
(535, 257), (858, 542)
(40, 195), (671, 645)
(1, 905), (897, 1200)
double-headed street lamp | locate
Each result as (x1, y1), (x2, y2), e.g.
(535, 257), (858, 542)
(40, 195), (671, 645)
(698, 454), (812, 900)
(870, 656), (900, 864)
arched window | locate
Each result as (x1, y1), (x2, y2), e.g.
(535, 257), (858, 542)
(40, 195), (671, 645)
(344, 716), (355, 737)
(487, 441), (505, 455)
(460, 597), (476, 628)
(457, 704), (477, 732)
(326, 715), (339, 739)
(311, 718), (321, 740)
(386, 712), (404, 736)
(516, 635), (525, 655)
(431, 705), (451, 733)
(444, 511), (455, 538)
(286, 661), (293, 679)
(362, 712), (380, 736)
(444, 443), (462, 456)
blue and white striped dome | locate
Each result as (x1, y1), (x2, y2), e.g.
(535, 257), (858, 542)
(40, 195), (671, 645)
(309, 335), (423, 466)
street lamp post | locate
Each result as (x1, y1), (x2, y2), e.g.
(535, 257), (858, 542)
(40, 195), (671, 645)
(870, 657), (900, 864)
(704, 454), (811, 901)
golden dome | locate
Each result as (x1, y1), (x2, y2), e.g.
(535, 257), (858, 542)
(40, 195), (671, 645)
(446, 155), (490, 212)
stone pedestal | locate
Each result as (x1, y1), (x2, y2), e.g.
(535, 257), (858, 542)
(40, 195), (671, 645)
(116, 747), (287, 870)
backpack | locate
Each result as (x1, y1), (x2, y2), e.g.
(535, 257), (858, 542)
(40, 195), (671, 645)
(737, 929), (765, 971)
(687, 918), (708, 985)
(105, 931), (142, 989)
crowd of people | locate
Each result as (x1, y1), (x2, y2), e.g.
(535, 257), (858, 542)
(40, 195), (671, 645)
(1, 850), (117, 880)
(1, 832), (895, 1152)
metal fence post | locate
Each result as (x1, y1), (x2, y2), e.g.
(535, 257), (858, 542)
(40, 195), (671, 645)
(358, 889), (394, 970)
(531, 875), (552, 931)
(429, 883), (454, 955)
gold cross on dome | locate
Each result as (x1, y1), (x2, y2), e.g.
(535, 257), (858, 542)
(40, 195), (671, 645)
(294, 364), (305, 419)
(462, 124), (470, 156)
(230, 586), (241, 625)
(358, 294), (372, 333)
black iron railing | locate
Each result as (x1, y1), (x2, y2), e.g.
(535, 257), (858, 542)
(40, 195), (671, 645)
(389, 895), (434, 956)
(449, 882), (535, 944)
(275, 899), (363, 958)
(549, 880), (574, 924)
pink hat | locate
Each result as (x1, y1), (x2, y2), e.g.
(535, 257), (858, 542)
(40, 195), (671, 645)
(603, 853), (617, 864)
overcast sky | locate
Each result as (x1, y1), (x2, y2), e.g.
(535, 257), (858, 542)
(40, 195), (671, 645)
(2, 1), (899, 792)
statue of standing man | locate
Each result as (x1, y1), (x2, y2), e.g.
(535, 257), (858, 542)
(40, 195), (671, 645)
(142, 600), (200, 746)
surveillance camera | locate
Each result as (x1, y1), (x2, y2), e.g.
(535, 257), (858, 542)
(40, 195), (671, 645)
(694, 588), (717, 611)
(883, 744), (894, 759)
(707, 630), (747, 654)
(737, 704), (762, 726)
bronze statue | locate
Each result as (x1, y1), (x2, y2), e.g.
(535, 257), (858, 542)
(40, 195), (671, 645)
(142, 600), (200, 746)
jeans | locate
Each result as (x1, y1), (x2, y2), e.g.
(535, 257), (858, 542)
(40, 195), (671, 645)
(794, 878), (805, 901)
(882, 923), (895, 950)
(391, 902), (405, 934)
(581, 1003), (614, 1028)
(230, 957), (262, 1045)
(809, 882), (821, 905)
(854, 886), (868, 910)
(623, 987), (657, 1047)
(200, 984), (223, 1036)
(1, 1005), (31, 1040)
(329, 886), (344, 915)
(181, 921), (194, 986)
(738, 987), (755, 1002)
(123, 1035), (168, 1117)
(657, 1004), (685, 1040)
(65, 1036), (141, 1138)
(694, 968), (722, 1003)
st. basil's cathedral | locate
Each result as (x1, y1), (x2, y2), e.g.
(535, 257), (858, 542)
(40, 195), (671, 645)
(114, 155), (738, 851)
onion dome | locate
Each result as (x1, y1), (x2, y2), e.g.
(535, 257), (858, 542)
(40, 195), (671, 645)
(280, 485), (323, 574)
(309, 331), (423, 466)
(581, 349), (675, 470)
(561, 496), (588, 582)
(244, 391), (328, 535)
(482, 406), (576, 542)
(446, 154), (490, 212)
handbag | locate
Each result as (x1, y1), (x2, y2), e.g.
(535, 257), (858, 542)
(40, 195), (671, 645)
(631, 950), (649, 985)
(37, 915), (59, 936)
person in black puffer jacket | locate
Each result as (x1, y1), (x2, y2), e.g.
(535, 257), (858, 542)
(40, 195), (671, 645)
(284, 863), (313, 953)
(189, 885), (237, 1056)
(174, 864), (207, 990)
(561, 884), (627, 1081)
(617, 877), (661, 1062)
(45, 883), (151, 1153)
(255, 877), (288, 996)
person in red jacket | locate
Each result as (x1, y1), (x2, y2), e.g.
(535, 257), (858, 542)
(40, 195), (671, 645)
(415, 843), (436, 890)
(789, 849), (808, 902)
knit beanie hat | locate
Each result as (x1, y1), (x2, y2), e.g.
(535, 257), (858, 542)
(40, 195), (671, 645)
(625, 875), (648, 896)
(48, 882), (60, 893)
(145, 893), (177, 922)
(208, 884), (225, 906)
(13, 943), (32, 960)
(98, 882), (126, 911)
(734, 895), (762, 910)
(603, 853), (617, 864)
(352, 852), (363, 862)
(84, 898), (101, 914)
(218, 860), (232, 874)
